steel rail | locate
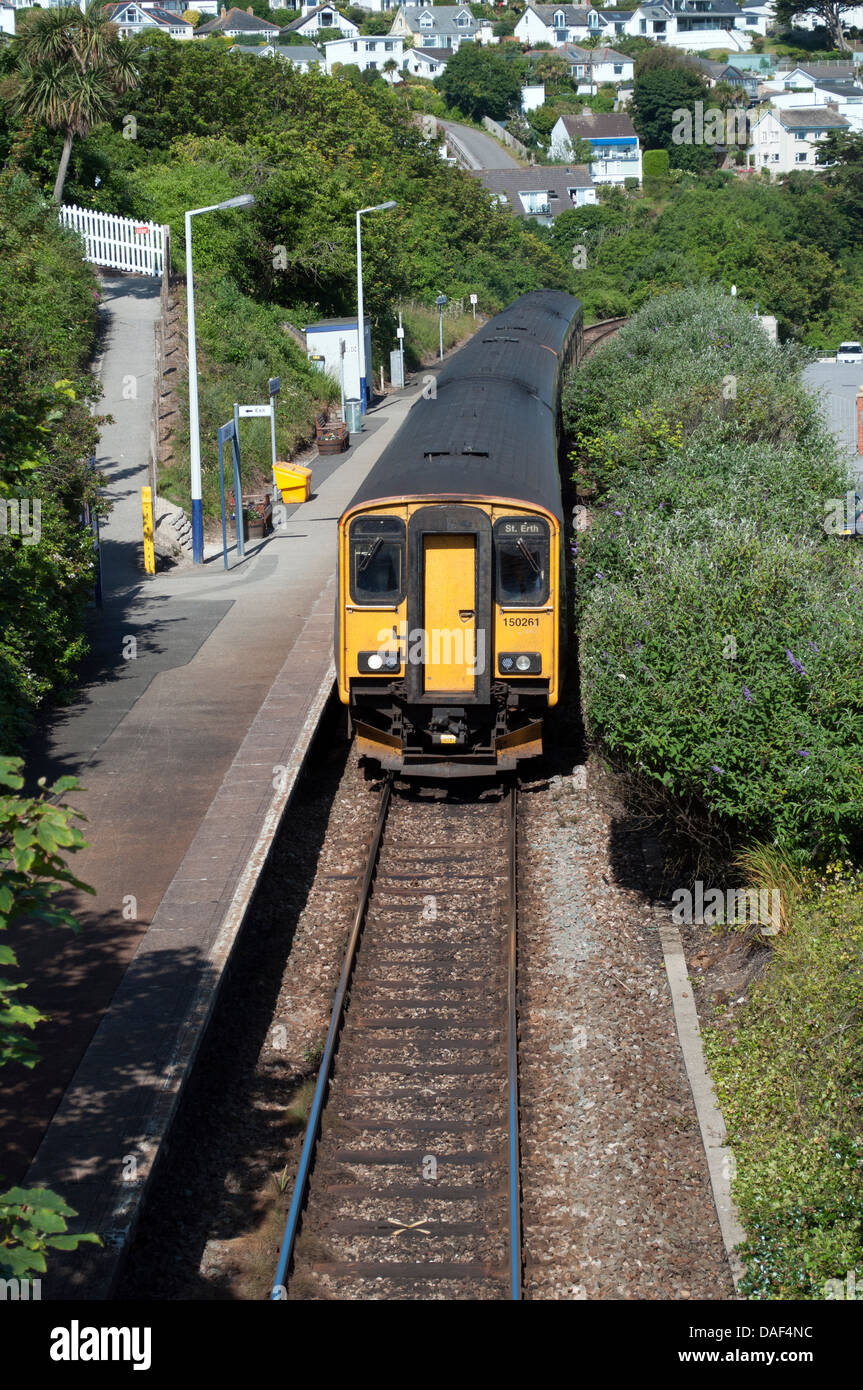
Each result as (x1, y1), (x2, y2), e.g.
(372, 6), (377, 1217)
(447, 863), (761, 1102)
(270, 774), (393, 1300)
(506, 783), (522, 1300)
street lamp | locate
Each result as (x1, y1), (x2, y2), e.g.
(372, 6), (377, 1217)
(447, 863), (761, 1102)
(356, 200), (397, 415)
(436, 294), (448, 361)
(185, 193), (255, 563)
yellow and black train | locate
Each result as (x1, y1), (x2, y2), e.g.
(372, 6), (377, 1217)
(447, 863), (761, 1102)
(336, 289), (583, 777)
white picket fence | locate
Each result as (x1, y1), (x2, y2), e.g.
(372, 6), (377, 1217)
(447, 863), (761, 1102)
(59, 204), (168, 276)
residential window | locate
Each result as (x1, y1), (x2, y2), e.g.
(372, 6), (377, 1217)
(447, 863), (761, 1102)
(771, 152), (779, 161)
(553, 9), (566, 24)
(640, 18), (647, 31)
(795, 151), (808, 162)
(352, 40), (357, 49)
(613, 64), (622, 75)
(385, 40), (393, 50)
(794, 132), (805, 140)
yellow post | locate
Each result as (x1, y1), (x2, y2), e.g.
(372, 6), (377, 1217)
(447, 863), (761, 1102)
(142, 486), (155, 576)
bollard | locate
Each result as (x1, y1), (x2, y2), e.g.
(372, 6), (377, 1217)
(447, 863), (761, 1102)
(142, 487), (155, 575)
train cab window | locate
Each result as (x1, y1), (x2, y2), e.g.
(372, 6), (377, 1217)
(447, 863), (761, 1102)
(349, 516), (406, 605)
(494, 517), (550, 606)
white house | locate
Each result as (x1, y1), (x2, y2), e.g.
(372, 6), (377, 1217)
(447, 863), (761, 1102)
(550, 110), (642, 183)
(295, 0), (396, 10)
(103, 3), (194, 38)
(281, 4), (359, 39)
(390, 5), (478, 50)
(736, 1), (772, 35)
(232, 41), (323, 69)
(403, 44), (449, 76)
(197, 6), (280, 37)
(746, 105), (850, 174)
(324, 33), (404, 77)
(594, 7), (635, 37)
(0, 2), (15, 34)
(791, 4), (863, 31)
(586, 46), (634, 84)
(514, 5), (596, 47)
(775, 61), (859, 89)
(623, 1), (755, 52)
(770, 77), (863, 131)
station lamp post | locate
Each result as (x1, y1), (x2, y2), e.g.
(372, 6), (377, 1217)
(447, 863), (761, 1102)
(185, 193), (255, 564)
(356, 200), (397, 415)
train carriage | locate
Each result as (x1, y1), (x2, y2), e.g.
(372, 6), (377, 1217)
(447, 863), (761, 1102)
(336, 289), (583, 777)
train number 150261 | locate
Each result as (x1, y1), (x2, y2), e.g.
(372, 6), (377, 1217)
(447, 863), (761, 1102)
(503, 616), (540, 627)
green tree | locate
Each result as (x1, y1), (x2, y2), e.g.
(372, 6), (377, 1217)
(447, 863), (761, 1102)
(4, 1), (140, 203)
(434, 43), (522, 121)
(817, 129), (863, 223)
(631, 58), (713, 171)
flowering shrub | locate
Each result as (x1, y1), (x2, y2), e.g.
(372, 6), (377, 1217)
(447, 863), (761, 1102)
(565, 287), (863, 862)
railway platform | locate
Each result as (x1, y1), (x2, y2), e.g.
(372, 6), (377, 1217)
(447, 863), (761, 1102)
(5, 375), (429, 1299)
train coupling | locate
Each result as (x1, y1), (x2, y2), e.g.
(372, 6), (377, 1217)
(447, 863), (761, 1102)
(429, 707), (468, 748)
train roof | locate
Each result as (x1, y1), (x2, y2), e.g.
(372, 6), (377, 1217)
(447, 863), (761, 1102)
(343, 290), (582, 523)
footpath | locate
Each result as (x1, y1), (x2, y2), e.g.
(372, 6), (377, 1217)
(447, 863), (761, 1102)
(2, 274), (428, 1296)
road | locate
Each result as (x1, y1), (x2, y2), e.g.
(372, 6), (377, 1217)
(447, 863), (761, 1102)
(439, 119), (520, 169)
(803, 360), (863, 489)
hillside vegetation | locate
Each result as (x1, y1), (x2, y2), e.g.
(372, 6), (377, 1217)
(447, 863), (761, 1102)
(0, 173), (103, 751)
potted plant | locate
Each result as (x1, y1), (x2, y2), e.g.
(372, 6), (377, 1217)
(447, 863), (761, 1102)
(246, 503), (266, 540)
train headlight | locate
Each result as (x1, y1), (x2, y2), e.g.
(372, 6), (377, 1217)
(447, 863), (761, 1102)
(498, 652), (541, 675)
(358, 651), (400, 674)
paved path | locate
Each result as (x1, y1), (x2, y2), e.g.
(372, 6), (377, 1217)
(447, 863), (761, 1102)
(3, 272), (430, 1189)
(93, 276), (163, 597)
(440, 119), (520, 169)
(803, 360), (863, 489)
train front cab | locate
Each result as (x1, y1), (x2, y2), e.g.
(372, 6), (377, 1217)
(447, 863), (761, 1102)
(337, 499), (560, 776)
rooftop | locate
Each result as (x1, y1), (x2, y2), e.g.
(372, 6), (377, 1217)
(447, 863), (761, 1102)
(775, 106), (850, 130)
(559, 110), (639, 138)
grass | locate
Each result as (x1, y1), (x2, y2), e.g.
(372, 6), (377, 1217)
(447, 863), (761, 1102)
(705, 869), (863, 1298)
(400, 302), (480, 366)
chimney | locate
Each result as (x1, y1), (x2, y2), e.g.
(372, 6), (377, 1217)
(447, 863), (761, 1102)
(247, 4), (252, 11)
(220, 5), (225, 14)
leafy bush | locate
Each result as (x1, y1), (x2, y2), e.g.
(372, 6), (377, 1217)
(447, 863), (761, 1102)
(0, 173), (104, 752)
(642, 148), (670, 179)
(566, 287), (863, 862)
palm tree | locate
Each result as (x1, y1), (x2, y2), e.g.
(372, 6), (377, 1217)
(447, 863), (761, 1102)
(6, 2), (139, 204)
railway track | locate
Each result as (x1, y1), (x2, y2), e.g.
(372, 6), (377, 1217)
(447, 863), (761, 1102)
(272, 777), (522, 1301)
